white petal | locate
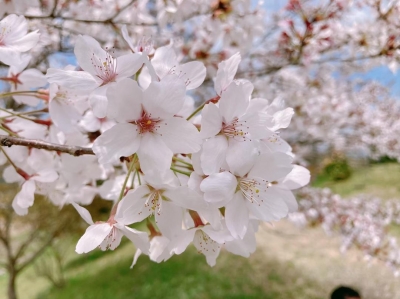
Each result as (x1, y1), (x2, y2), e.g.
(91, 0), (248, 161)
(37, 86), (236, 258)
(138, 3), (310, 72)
(149, 236), (171, 262)
(121, 25), (135, 51)
(225, 224), (256, 257)
(75, 223), (112, 254)
(226, 139), (258, 177)
(177, 61), (206, 90)
(115, 185), (152, 224)
(270, 108), (294, 131)
(200, 135), (228, 175)
(158, 117), (201, 154)
(13, 180), (36, 212)
(32, 169), (58, 183)
(137, 133), (172, 174)
(272, 187), (298, 213)
(99, 227), (123, 251)
(0, 47), (22, 66)
(74, 35), (107, 75)
(219, 83), (250, 122)
(106, 78), (143, 122)
(115, 53), (144, 79)
(163, 186), (207, 211)
(193, 229), (222, 266)
(18, 69), (47, 88)
(151, 45), (177, 78)
(49, 98), (81, 133)
(142, 74), (186, 119)
(155, 201), (183, 239)
(200, 171), (236, 206)
(282, 165), (310, 190)
(200, 103), (222, 139)
(248, 152), (293, 182)
(46, 68), (99, 91)
(71, 202), (94, 225)
(169, 229), (196, 255)
(246, 189), (289, 222)
(130, 249), (142, 268)
(89, 85), (108, 118)
(119, 225), (150, 254)
(225, 192), (249, 239)
(215, 52), (241, 95)
(93, 123), (140, 164)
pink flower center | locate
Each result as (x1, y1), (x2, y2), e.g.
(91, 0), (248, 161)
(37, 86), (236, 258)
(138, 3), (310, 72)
(133, 111), (161, 134)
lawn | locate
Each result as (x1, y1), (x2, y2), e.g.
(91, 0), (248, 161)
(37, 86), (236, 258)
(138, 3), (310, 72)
(312, 162), (400, 199)
(1, 162), (400, 299)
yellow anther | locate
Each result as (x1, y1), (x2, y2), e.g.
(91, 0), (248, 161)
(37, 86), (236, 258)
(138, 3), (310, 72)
(146, 120), (152, 125)
(255, 189), (259, 193)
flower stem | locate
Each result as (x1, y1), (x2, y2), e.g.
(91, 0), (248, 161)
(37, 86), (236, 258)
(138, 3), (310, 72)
(0, 108), (48, 120)
(186, 102), (205, 121)
(0, 106), (37, 122)
(0, 91), (40, 98)
(0, 125), (16, 136)
(118, 155), (137, 201)
(172, 156), (193, 167)
(170, 167), (191, 176)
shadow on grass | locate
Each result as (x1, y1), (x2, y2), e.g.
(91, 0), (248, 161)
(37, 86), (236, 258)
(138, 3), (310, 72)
(63, 246), (116, 271)
(38, 246), (325, 299)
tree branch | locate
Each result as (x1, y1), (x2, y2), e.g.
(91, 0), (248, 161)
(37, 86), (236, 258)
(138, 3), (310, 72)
(0, 136), (94, 156)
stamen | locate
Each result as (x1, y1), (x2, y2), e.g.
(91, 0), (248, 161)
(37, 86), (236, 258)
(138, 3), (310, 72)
(222, 118), (251, 141)
(238, 178), (269, 206)
(132, 110), (161, 134)
(91, 48), (118, 86)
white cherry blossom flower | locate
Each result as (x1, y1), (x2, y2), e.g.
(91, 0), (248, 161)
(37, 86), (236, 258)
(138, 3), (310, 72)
(116, 170), (204, 238)
(169, 222), (233, 267)
(139, 44), (206, 90)
(5, 54), (46, 106)
(0, 14), (39, 66)
(200, 152), (309, 239)
(92, 76), (201, 173)
(46, 35), (144, 118)
(73, 203), (150, 254)
(199, 82), (269, 175)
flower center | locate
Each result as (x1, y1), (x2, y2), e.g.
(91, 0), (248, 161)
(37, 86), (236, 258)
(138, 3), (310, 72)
(222, 117), (250, 141)
(133, 111), (161, 134)
(144, 190), (163, 216)
(91, 49), (118, 86)
(238, 177), (269, 205)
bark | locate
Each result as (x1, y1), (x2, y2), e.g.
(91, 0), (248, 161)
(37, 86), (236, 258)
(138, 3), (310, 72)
(0, 135), (94, 156)
(7, 267), (17, 299)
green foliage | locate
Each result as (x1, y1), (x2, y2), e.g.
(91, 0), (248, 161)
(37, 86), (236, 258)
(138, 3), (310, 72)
(323, 157), (352, 181)
(372, 155), (398, 164)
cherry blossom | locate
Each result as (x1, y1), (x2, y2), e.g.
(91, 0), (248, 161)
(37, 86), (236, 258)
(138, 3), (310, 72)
(73, 203), (150, 254)
(46, 35), (144, 118)
(92, 76), (201, 172)
(0, 14), (39, 66)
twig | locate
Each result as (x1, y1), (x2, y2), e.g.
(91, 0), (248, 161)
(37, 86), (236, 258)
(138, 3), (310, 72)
(0, 135), (94, 156)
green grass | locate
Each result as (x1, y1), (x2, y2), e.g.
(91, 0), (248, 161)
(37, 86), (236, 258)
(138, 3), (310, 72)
(37, 241), (324, 299)
(312, 162), (400, 199)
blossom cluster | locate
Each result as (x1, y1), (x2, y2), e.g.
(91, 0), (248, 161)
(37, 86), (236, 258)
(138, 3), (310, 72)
(290, 187), (400, 274)
(0, 14), (310, 266)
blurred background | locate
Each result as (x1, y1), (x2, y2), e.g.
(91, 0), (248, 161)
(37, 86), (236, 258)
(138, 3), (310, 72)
(1, 0), (400, 298)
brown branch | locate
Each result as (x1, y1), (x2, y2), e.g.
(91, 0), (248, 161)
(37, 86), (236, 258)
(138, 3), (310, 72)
(0, 135), (94, 156)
